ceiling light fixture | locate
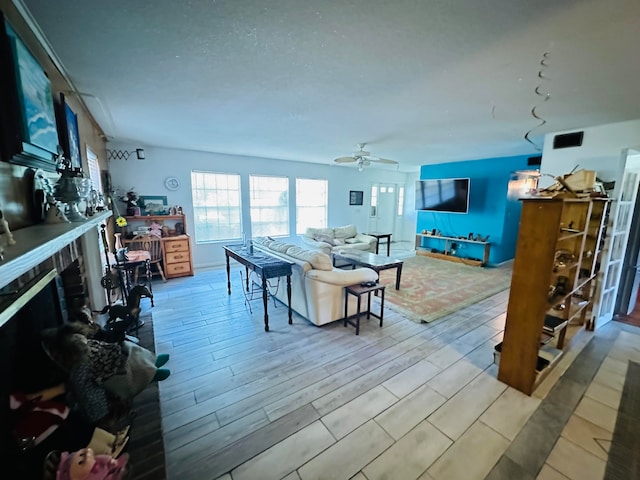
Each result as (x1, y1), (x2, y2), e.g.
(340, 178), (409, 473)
(107, 148), (145, 161)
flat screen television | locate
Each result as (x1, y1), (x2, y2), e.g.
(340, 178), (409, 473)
(415, 178), (470, 213)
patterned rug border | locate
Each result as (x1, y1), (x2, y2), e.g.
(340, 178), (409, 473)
(376, 256), (513, 324)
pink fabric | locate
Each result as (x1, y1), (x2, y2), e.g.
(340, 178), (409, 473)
(108, 250), (150, 264)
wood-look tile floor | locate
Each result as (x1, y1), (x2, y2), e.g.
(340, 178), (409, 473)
(143, 257), (640, 480)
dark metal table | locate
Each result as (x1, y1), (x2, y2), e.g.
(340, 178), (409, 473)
(344, 283), (385, 335)
(332, 250), (403, 290)
(223, 244), (293, 331)
(366, 232), (392, 256)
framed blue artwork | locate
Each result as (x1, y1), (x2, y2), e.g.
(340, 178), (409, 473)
(0, 14), (60, 171)
(60, 93), (82, 169)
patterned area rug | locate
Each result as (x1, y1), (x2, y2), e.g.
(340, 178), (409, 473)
(377, 254), (513, 323)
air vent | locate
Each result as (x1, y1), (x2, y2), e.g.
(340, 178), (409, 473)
(553, 131), (584, 149)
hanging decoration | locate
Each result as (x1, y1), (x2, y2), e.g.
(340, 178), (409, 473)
(524, 52), (551, 152)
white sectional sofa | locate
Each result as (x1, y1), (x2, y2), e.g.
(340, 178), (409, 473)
(300, 225), (377, 255)
(252, 237), (378, 326)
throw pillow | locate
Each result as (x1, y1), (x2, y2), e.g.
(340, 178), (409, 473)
(344, 238), (359, 244)
(314, 234), (336, 245)
(334, 225), (358, 239)
(333, 238), (346, 246)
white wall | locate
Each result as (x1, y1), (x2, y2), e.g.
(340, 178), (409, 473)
(108, 145), (414, 268)
(540, 119), (640, 191)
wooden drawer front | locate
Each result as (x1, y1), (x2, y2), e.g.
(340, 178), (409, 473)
(165, 240), (189, 253)
(166, 251), (189, 263)
(166, 261), (191, 276)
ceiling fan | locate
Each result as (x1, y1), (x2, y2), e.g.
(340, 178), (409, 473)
(334, 143), (398, 171)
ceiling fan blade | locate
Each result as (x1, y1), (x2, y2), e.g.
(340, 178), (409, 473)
(372, 158), (398, 164)
(334, 156), (356, 163)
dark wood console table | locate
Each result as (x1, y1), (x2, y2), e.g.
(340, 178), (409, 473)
(223, 245), (293, 331)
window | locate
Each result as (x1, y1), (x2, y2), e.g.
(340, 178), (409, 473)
(250, 175), (289, 237)
(397, 186), (405, 215)
(370, 185), (378, 217)
(86, 146), (103, 194)
(190, 171), (242, 242)
(296, 178), (328, 234)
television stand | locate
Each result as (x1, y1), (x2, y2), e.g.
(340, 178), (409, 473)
(415, 233), (490, 266)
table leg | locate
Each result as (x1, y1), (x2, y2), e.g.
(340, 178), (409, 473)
(262, 275), (269, 332)
(379, 288), (385, 326)
(226, 254), (231, 295)
(395, 264), (402, 290)
(145, 259), (154, 306)
(245, 266), (250, 292)
(344, 291), (349, 327)
(386, 236), (391, 256)
(375, 239), (380, 254)
(366, 291), (371, 319)
(287, 274), (292, 324)
(355, 295), (361, 335)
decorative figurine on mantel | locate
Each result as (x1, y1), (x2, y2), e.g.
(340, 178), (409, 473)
(0, 208), (17, 261)
(44, 194), (71, 224)
(53, 154), (92, 222)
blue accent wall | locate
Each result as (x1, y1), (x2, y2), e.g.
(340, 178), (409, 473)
(417, 155), (536, 265)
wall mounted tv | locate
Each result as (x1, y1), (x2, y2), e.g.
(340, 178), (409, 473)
(415, 178), (470, 213)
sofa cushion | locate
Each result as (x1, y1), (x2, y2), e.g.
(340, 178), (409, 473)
(285, 246), (333, 270)
(305, 227), (333, 239)
(269, 241), (293, 253)
(314, 233), (336, 245)
(334, 225), (358, 239)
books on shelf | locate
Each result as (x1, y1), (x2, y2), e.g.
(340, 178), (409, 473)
(543, 314), (568, 333)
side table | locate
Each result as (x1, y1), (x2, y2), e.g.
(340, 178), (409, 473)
(344, 283), (385, 335)
(366, 232), (392, 256)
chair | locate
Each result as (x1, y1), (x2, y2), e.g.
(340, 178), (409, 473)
(129, 234), (167, 284)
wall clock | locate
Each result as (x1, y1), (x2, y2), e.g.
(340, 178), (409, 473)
(164, 176), (180, 191)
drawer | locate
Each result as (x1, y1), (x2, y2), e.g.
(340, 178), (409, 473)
(164, 240), (189, 252)
(166, 251), (189, 263)
(166, 261), (191, 276)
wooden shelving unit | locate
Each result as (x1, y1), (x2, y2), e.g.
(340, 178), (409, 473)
(497, 196), (610, 395)
(415, 233), (490, 266)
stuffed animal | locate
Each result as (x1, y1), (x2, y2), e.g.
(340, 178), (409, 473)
(39, 322), (170, 426)
(55, 448), (129, 480)
(149, 221), (163, 238)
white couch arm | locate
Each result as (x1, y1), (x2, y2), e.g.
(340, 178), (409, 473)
(306, 267), (378, 286)
(355, 233), (377, 246)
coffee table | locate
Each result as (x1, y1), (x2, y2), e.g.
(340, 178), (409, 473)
(332, 250), (404, 290)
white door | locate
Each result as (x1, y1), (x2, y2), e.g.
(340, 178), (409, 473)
(368, 183), (399, 236)
(595, 168), (640, 326)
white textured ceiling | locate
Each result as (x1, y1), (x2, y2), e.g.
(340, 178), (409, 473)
(19, 0), (640, 172)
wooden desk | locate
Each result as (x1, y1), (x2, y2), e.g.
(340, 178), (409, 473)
(223, 245), (293, 332)
(366, 232), (392, 256)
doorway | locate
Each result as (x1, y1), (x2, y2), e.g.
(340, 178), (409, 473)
(368, 183), (402, 237)
(613, 149), (640, 327)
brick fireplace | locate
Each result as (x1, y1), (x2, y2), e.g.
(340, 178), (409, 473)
(0, 210), (111, 477)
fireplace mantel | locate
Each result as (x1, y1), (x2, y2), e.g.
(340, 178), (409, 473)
(0, 210), (112, 291)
